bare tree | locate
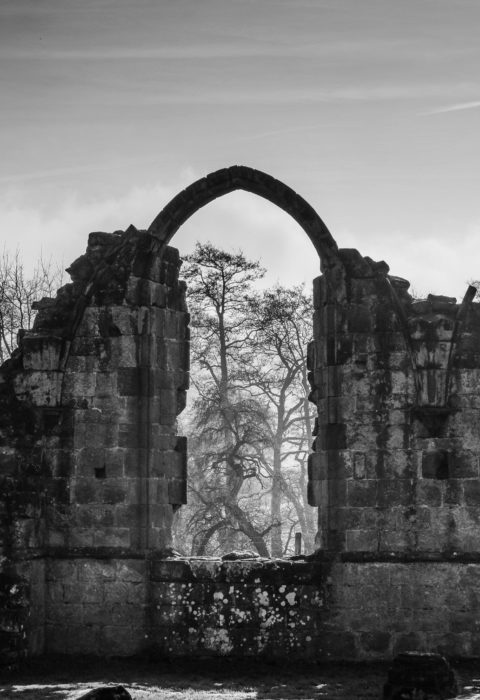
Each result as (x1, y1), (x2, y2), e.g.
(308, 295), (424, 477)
(248, 285), (317, 555)
(174, 244), (317, 558)
(0, 249), (63, 364)
(178, 242), (272, 555)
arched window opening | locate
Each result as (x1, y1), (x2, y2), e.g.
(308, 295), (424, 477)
(169, 193), (320, 558)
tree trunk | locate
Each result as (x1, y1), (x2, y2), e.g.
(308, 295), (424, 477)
(218, 309), (238, 552)
(270, 440), (283, 557)
(227, 503), (270, 557)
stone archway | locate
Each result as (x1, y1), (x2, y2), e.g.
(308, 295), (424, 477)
(148, 165), (341, 270)
(148, 166), (339, 558)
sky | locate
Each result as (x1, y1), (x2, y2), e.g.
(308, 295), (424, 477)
(1, 0), (480, 298)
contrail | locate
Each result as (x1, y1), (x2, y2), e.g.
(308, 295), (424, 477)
(421, 100), (480, 116)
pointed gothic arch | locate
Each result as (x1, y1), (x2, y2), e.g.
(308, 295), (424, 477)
(148, 165), (340, 269)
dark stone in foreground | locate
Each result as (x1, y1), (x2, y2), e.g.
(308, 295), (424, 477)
(76, 686), (132, 700)
(383, 652), (457, 699)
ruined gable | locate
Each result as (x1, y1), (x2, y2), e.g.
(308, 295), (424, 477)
(3, 166), (480, 664)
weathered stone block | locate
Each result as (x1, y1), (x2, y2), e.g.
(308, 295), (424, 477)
(379, 529), (410, 552)
(101, 480), (127, 504)
(317, 424), (347, 450)
(69, 528), (95, 547)
(422, 450), (450, 479)
(308, 452), (327, 481)
(124, 448), (147, 478)
(328, 479), (347, 506)
(0, 448), (18, 475)
(76, 447), (105, 476)
(103, 448), (125, 478)
(312, 276), (325, 308)
(125, 277), (167, 308)
(118, 423), (146, 448)
(75, 504), (115, 528)
(316, 631), (357, 659)
(13, 370), (64, 406)
(46, 560), (78, 582)
(347, 480), (377, 507)
(360, 630), (391, 653)
(73, 479), (99, 504)
(346, 529), (378, 551)
(117, 368), (141, 396)
(417, 481), (442, 507)
(378, 480), (414, 508)
(94, 372), (117, 398)
(307, 479), (326, 507)
(149, 503), (174, 529)
(103, 581), (132, 604)
(114, 503), (143, 528)
(140, 477), (165, 504)
(22, 336), (64, 371)
(326, 396), (353, 423)
(464, 481), (480, 506)
(150, 560), (194, 582)
(168, 478), (187, 505)
(63, 581), (103, 604)
(353, 452), (366, 479)
(306, 340), (316, 371)
(48, 449), (73, 479)
(63, 371), (97, 398)
(46, 623), (99, 655)
(450, 452), (479, 479)
(347, 305), (374, 333)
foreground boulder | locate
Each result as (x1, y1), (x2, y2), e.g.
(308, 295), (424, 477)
(76, 686), (132, 700)
(383, 652), (457, 699)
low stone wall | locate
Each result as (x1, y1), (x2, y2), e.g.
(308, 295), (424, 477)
(43, 557), (329, 660)
(39, 555), (480, 661)
(45, 557), (147, 656)
(330, 558), (480, 659)
(147, 558), (328, 659)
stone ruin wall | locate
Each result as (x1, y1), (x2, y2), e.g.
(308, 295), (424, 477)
(3, 170), (480, 664)
(307, 248), (480, 658)
(309, 249), (480, 555)
(0, 228), (189, 664)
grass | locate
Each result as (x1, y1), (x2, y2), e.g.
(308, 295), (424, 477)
(1, 657), (480, 699)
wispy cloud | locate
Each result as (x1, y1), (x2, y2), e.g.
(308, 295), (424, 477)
(0, 178), (320, 289)
(421, 100), (480, 116)
(0, 180), (179, 273)
(0, 45), (288, 61)
(86, 82), (478, 107)
(0, 38), (412, 62)
(0, 156), (165, 186)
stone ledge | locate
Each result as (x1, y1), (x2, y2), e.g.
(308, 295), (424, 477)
(19, 549), (480, 564)
(311, 550), (480, 563)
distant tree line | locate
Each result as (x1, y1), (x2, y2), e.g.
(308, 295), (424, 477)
(0, 249), (63, 364)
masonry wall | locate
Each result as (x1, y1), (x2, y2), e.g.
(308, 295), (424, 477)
(3, 217), (480, 664)
(328, 557), (480, 659)
(0, 227), (189, 666)
(41, 554), (480, 661)
(308, 249), (480, 556)
(45, 558), (147, 656)
(43, 557), (329, 659)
